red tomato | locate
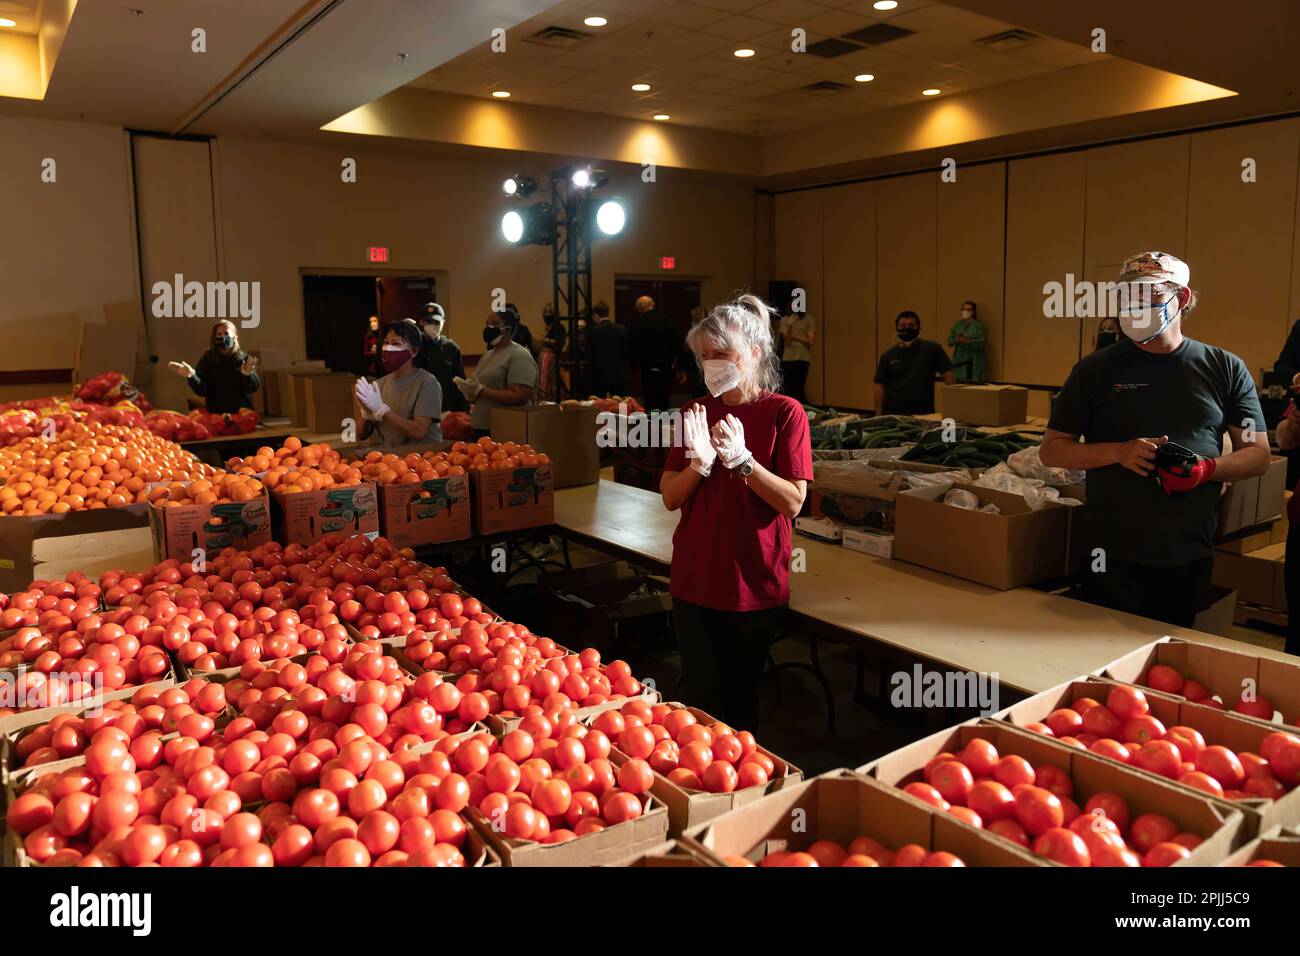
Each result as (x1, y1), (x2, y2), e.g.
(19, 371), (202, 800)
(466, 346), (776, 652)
(1165, 726), (1207, 763)
(616, 759), (654, 795)
(958, 739), (998, 778)
(1013, 785), (1063, 837)
(601, 792), (643, 824)
(1142, 842), (1191, 867)
(1145, 664), (1184, 694)
(1044, 708), (1084, 738)
(1132, 740), (1182, 778)
(701, 762), (739, 794)
(531, 779), (572, 817)
(1033, 764), (1073, 800)
(968, 780), (1015, 822)
(928, 760), (974, 806)
(1107, 685), (1149, 722)
(1083, 792), (1131, 833)
(992, 755), (1035, 790)
(947, 806), (983, 828)
(1121, 715), (1167, 746)
(1195, 745), (1245, 788)
(1081, 705), (1123, 739)
(987, 818), (1029, 847)
(1129, 813), (1177, 853)
(618, 726), (655, 760)
(892, 844), (928, 867)
(1179, 770), (1226, 798)
(1033, 827), (1091, 867)
(902, 782), (947, 810)
(923, 851), (965, 867)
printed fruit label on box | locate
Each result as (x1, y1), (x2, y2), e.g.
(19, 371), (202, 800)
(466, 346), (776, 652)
(503, 465), (552, 505)
(475, 465), (555, 534)
(151, 496), (272, 560)
(277, 482), (380, 545)
(381, 476), (472, 548)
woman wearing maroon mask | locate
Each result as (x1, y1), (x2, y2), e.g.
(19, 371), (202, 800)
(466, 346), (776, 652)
(354, 320), (443, 446)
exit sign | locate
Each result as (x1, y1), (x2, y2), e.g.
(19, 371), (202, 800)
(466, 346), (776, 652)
(368, 246), (390, 263)
(660, 256), (676, 270)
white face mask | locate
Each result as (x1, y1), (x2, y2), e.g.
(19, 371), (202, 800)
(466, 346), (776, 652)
(960, 309), (974, 320)
(702, 359), (741, 398)
(1118, 292), (1178, 344)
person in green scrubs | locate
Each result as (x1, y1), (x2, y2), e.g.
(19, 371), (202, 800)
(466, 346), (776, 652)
(947, 300), (986, 381)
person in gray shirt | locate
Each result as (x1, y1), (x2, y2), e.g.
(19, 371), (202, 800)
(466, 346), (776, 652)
(354, 321), (442, 446)
(456, 305), (539, 435)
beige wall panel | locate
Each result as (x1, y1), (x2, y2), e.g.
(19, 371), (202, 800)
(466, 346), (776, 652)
(938, 162), (1006, 380)
(0, 116), (137, 372)
(822, 181), (876, 409)
(133, 137), (222, 412)
(876, 174), (937, 359)
(1003, 151), (1087, 386)
(1188, 119), (1298, 380)
(773, 190), (824, 404)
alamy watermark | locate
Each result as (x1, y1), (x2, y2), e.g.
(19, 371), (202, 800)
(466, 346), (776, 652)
(890, 665), (1001, 715)
(151, 273), (261, 328)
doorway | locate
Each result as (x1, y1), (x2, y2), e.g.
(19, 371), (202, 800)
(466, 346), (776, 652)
(613, 276), (703, 407)
(301, 274), (438, 376)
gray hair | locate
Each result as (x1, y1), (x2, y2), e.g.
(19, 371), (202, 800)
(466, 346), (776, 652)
(686, 293), (782, 398)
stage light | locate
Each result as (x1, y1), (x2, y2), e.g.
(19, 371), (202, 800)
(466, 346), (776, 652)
(503, 175), (536, 197)
(596, 200), (626, 237)
(571, 167), (591, 188)
(501, 210), (524, 243)
(502, 203), (554, 245)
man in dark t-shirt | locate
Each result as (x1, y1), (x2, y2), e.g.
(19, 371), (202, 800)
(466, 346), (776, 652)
(873, 311), (956, 414)
(1041, 252), (1270, 628)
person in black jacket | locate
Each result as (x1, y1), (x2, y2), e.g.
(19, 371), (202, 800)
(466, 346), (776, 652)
(169, 320), (260, 413)
(586, 301), (629, 397)
(1275, 319), (1300, 386)
(416, 303), (468, 412)
(631, 295), (681, 410)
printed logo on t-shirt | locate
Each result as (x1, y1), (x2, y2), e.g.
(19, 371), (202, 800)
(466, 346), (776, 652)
(1112, 382), (1148, 392)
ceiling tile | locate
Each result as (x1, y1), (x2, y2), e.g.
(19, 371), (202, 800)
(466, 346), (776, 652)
(700, 14), (785, 40)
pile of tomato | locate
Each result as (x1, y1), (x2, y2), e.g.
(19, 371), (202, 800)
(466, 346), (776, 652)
(1141, 662), (1291, 725)
(1017, 684), (1300, 801)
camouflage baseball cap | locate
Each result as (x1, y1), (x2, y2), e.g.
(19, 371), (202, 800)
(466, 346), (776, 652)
(1118, 251), (1190, 287)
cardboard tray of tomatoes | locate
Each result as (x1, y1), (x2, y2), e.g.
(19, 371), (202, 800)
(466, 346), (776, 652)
(601, 837), (714, 867)
(680, 770), (1046, 867)
(593, 703), (803, 835)
(860, 719), (1246, 866)
(1219, 825), (1300, 867)
(0, 664), (179, 743)
(994, 677), (1300, 840)
(465, 788), (669, 867)
(489, 686), (662, 738)
(1101, 637), (1300, 731)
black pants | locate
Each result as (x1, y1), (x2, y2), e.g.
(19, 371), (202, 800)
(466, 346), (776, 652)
(1083, 557), (1213, 629)
(1286, 525), (1300, 656)
(593, 382), (627, 400)
(642, 366), (674, 411)
(781, 360), (809, 403)
(672, 598), (785, 732)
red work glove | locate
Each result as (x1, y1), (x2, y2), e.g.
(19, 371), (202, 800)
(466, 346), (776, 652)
(1157, 454), (1216, 495)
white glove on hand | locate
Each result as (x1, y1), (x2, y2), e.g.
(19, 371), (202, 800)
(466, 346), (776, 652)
(682, 405), (717, 476)
(354, 379), (390, 421)
(711, 414), (751, 470)
(454, 376), (483, 402)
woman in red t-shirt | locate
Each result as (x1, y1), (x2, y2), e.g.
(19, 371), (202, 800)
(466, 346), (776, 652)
(660, 294), (814, 731)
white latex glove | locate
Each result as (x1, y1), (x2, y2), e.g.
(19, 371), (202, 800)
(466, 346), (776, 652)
(454, 376), (483, 402)
(354, 378), (390, 421)
(168, 361), (195, 379)
(682, 405), (717, 476)
(711, 414), (751, 470)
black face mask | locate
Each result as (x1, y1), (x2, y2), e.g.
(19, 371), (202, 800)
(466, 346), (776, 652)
(1097, 331), (1119, 349)
(896, 327), (919, 343)
(216, 335), (234, 351)
(483, 325), (503, 346)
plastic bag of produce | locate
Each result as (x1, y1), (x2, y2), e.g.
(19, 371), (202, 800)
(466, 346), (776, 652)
(1006, 445), (1084, 487)
(903, 468), (971, 488)
(942, 488), (980, 510)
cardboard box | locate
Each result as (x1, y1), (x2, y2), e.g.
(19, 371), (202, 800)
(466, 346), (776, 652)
(994, 677), (1300, 839)
(304, 373), (357, 434)
(466, 791), (669, 866)
(1212, 546), (1283, 608)
(861, 719), (1245, 862)
(681, 771), (1044, 867)
(1271, 492), (1291, 545)
(0, 505), (150, 594)
(811, 459), (967, 532)
(894, 482), (1073, 589)
(282, 368), (340, 426)
(842, 528), (894, 558)
(1219, 827), (1300, 866)
(539, 561), (672, 654)
(1215, 529), (1273, 554)
(471, 464), (555, 535)
(1194, 585), (1238, 637)
(939, 384), (1029, 427)
(1217, 456), (1288, 536)
(604, 839), (714, 867)
(601, 703), (803, 834)
(148, 490), (272, 562)
(271, 482), (379, 546)
(0, 671), (177, 744)
(1101, 637), (1300, 731)
(491, 405), (601, 488)
(378, 476), (471, 548)
(794, 516), (843, 542)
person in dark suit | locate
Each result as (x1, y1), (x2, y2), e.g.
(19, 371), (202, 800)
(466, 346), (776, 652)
(631, 295), (681, 410)
(586, 301), (629, 398)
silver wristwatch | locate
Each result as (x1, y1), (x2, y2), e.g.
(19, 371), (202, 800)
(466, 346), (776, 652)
(737, 455), (755, 478)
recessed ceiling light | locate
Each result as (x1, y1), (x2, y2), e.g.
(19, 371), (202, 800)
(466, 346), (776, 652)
(0, 18), (16, 27)
(492, 90), (511, 98)
(854, 73), (875, 83)
(631, 83), (651, 92)
(653, 113), (670, 121)
(584, 16), (607, 27)
(734, 48), (755, 58)
(922, 88), (941, 96)
(874, 1), (899, 10)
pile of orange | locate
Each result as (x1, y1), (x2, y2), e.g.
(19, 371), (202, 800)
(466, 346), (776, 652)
(148, 473), (264, 507)
(0, 422), (213, 516)
(446, 437), (550, 471)
(228, 436), (363, 496)
(352, 449), (466, 485)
